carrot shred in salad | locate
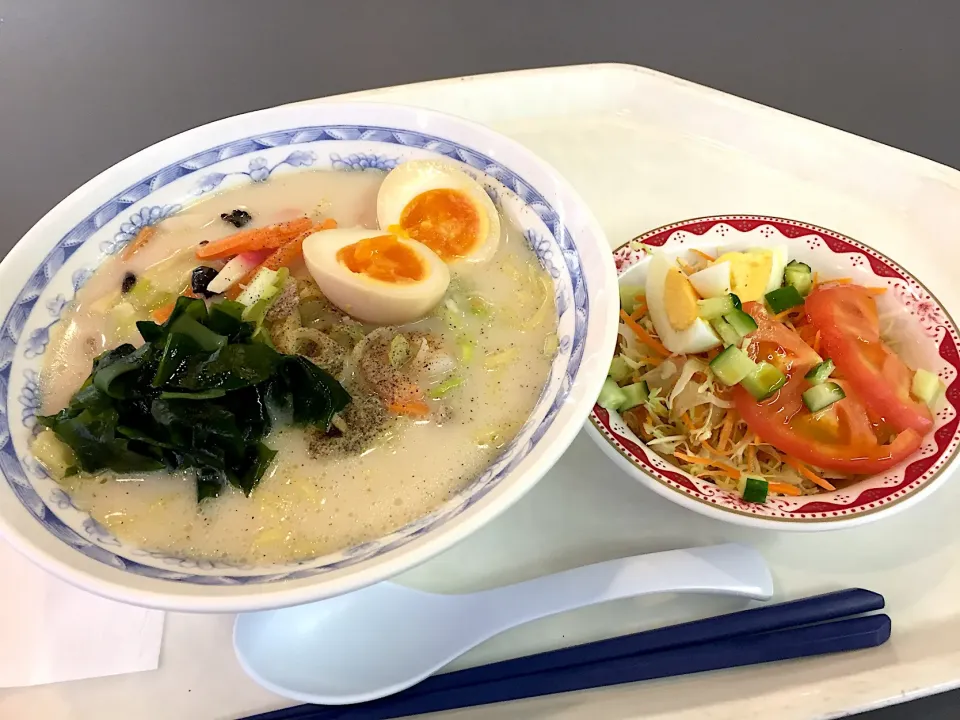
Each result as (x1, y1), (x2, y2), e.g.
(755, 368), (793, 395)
(600, 246), (942, 505)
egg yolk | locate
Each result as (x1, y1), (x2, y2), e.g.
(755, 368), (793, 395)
(714, 250), (773, 303)
(337, 235), (425, 284)
(399, 189), (481, 261)
(664, 266), (700, 330)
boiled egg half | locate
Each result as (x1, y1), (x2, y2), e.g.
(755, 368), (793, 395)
(377, 160), (500, 265)
(302, 227), (450, 325)
(708, 246), (788, 302)
(646, 252), (722, 354)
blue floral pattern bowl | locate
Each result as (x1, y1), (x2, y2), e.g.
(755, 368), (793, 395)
(0, 103), (617, 611)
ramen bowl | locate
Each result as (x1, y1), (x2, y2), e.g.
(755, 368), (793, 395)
(0, 102), (618, 611)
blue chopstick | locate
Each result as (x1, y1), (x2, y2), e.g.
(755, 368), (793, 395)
(242, 589), (887, 720)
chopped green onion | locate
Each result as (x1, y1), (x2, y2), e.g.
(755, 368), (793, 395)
(483, 348), (519, 370)
(428, 376), (464, 399)
(389, 335), (410, 369)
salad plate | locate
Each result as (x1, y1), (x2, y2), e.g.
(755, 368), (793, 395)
(588, 215), (960, 529)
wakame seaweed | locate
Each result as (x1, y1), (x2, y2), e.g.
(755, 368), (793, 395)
(37, 296), (351, 501)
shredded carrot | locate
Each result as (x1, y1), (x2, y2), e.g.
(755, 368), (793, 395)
(635, 356), (663, 366)
(783, 456), (836, 491)
(700, 438), (733, 457)
(196, 216), (314, 260)
(813, 329), (821, 355)
(829, 277), (852, 284)
(631, 301), (647, 319)
(718, 412), (736, 451)
(226, 218), (338, 299)
(811, 271), (819, 290)
(864, 286), (888, 295)
(151, 301), (175, 323)
(620, 310), (669, 357)
(677, 258), (696, 275)
(680, 413), (695, 432)
(768, 482), (803, 497)
(673, 452), (740, 479)
(773, 306), (806, 322)
(691, 248), (715, 263)
(746, 444), (758, 473)
(634, 293), (645, 302)
(121, 226), (157, 261)
(388, 400), (430, 417)
(149, 285), (202, 323)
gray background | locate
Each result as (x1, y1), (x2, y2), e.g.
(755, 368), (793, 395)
(0, 1), (956, 718)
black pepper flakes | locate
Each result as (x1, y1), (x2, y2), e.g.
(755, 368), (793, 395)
(221, 209), (253, 228)
(121, 272), (137, 294)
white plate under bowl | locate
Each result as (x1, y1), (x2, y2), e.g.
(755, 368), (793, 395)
(0, 102), (618, 611)
(588, 214), (960, 530)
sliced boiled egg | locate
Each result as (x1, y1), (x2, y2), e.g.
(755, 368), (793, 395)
(302, 228), (450, 325)
(688, 261), (732, 298)
(377, 160), (500, 265)
(646, 252), (722, 354)
(711, 246), (788, 302)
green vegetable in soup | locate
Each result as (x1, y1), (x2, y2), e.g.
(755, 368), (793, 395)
(36, 296), (351, 501)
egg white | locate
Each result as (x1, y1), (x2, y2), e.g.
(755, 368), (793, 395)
(376, 160), (501, 264)
(764, 245), (789, 293)
(688, 261), (732, 298)
(645, 252), (721, 355)
(302, 227), (450, 325)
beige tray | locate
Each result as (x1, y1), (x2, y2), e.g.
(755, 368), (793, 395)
(5, 63), (960, 720)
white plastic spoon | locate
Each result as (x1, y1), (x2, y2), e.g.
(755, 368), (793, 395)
(234, 543), (772, 705)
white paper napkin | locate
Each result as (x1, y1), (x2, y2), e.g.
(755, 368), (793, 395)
(0, 538), (165, 687)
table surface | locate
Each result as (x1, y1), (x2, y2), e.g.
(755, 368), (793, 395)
(1, 2), (958, 718)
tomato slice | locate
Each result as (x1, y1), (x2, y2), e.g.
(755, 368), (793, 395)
(805, 285), (932, 435)
(732, 302), (924, 474)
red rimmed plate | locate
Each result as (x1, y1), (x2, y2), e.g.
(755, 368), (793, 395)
(587, 215), (960, 530)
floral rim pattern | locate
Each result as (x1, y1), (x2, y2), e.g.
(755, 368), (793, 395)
(590, 215), (960, 522)
(0, 125), (589, 583)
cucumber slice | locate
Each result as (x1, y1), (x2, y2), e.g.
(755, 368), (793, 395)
(598, 377), (627, 410)
(725, 308), (759, 337)
(802, 381), (846, 412)
(609, 356), (632, 383)
(697, 294), (738, 320)
(619, 285), (644, 314)
(784, 260), (813, 297)
(804, 359), (835, 385)
(710, 345), (758, 386)
(741, 362), (787, 401)
(764, 285), (804, 314)
(619, 381), (650, 411)
(738, 475), (769, 504)
(710, 317), (741, 347)
(912, 368), (945, 408)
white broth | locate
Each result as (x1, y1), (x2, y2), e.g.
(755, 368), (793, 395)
(38, 169), (556, 564)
